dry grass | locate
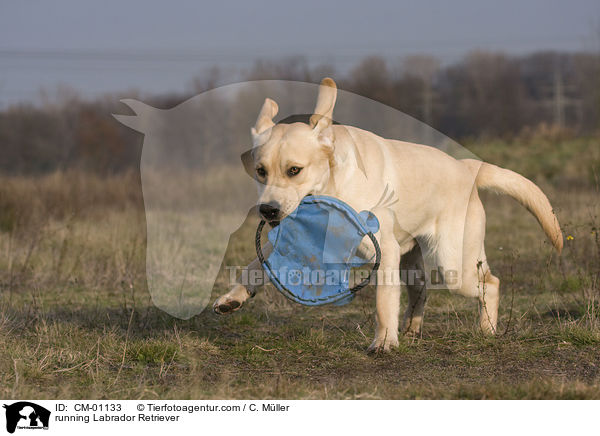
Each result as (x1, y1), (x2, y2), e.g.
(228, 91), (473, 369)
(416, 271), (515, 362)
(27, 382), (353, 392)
(0, 136), (599, 399)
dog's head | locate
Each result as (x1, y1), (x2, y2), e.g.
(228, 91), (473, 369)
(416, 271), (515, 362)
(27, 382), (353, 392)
(247, 78), (338, 224)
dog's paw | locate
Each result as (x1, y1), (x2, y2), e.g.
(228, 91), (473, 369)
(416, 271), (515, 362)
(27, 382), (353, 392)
(213, 284), (250, 315)
(402, 317), (423, 337)
(367, 336), (399, 354)
(213, 298), (242, 314)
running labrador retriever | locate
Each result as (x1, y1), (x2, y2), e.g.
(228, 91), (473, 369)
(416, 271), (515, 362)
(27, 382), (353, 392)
(213, 78), (563, 352)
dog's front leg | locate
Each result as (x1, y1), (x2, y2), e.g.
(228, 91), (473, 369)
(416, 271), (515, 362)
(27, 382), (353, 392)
(213, 242), (272, 314)
(367, 220), (401, 353)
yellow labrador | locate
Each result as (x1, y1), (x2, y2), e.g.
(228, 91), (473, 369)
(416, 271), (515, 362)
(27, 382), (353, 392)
(213, 78), (563, 352)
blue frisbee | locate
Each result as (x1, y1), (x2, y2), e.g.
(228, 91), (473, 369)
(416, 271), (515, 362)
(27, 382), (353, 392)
(256, 195), (380, 306)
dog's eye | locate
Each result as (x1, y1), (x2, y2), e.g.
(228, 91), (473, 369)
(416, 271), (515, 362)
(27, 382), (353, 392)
(256, 167), (267, 178)
(287, 166), (302, 177)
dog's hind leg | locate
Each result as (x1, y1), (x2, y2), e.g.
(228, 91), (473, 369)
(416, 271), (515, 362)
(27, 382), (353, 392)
(476, 268), (500, 334)
(439, 191), (500, 334)
(453, 250), (500, 334)
(459, 196), (500, 334)
(400, 244), (427, 336)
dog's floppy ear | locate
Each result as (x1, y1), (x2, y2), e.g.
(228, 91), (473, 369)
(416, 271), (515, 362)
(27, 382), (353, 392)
(251, 98), (278, 146)
(310, 78), (337, 134)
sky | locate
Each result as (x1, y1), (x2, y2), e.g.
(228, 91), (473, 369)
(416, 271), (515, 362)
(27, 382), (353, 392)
(0, 0), (598, 106)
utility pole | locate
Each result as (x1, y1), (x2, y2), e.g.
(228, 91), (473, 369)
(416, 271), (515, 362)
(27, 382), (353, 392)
(423, 80), (433, 126)
(553, 66), (565, 128)
(540, 58), (581, 130)
(404, 55), (439, 127)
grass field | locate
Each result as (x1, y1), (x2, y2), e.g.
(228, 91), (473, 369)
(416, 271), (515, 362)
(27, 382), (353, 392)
(1, 134), (599, 399)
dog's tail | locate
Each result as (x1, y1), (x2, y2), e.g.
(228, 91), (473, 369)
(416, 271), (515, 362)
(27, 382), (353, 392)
(463, 159), (563, 254)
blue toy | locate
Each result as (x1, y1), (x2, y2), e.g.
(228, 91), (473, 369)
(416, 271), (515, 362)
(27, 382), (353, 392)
(256, 195), (381, 306)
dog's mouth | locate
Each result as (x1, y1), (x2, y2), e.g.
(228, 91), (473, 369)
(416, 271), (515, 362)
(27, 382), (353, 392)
(268, 220), (280, 227)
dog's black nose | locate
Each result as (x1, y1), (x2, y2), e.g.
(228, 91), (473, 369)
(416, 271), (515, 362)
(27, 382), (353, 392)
(259, 203), (280, 221)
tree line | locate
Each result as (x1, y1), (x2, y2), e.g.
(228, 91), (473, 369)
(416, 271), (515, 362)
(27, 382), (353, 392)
(1, 50), (598, 175)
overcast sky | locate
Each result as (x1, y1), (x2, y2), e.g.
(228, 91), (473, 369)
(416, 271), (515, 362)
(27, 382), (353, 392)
(0, 0), (598, 106)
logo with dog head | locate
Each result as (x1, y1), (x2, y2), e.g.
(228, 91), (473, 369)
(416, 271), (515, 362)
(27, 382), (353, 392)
(3, 402), (50, 433)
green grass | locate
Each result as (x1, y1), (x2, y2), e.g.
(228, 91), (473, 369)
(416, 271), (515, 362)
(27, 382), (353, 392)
(0, 136), (599, 399)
